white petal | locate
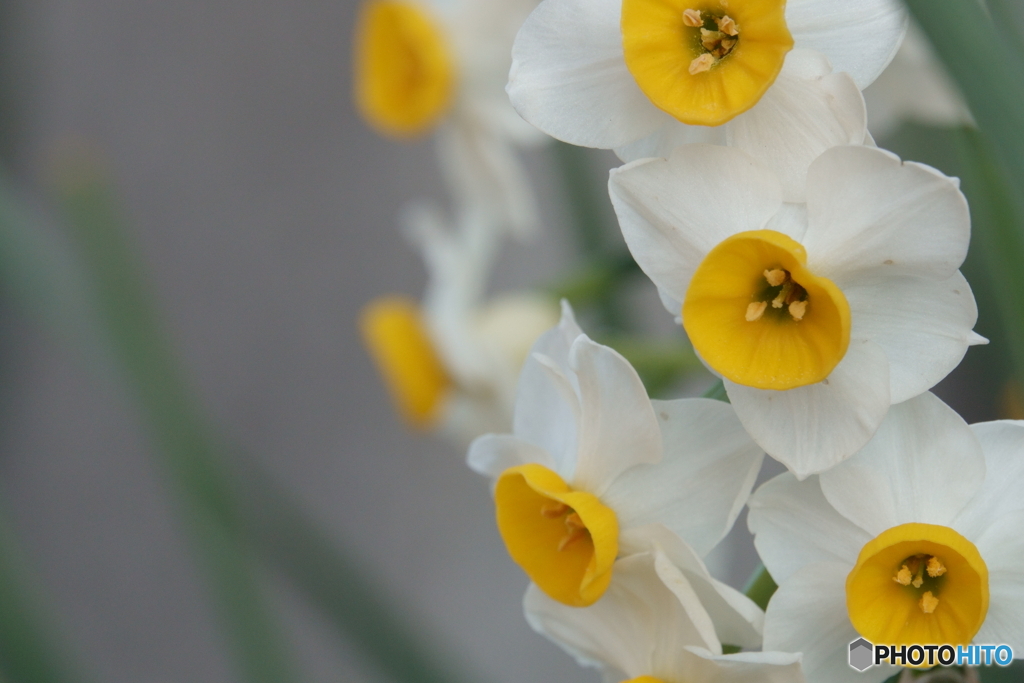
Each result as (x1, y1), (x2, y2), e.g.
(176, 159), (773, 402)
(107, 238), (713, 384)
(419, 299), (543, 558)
(818, 392), (985, 535)
(954, 421), (1024, 540)
(620, 525), (764, 650)
(785, 0), (908, 89)
(802, 146), (970, 283)
(435, 115), (541, 238)
(506, 0), (670, 149)
(666, 647), (805, 683)
(726, 340), (891, 479)
(973, 510), (1024, 651)
(765, 562), (896, 683)
(524, 551), (721, 677)
(466, 433), (556, 479)
(844, 271), (979, 403)
(512, 302), (582, 473)
(614, 122), (725, 163)
(748, 473), (870, 585)
(569, 336), (661, 495)
(726, 49), (867, 203)
(610, 146), (783, 304)
(523, 570), (652, 676)
(604, 398), (763, 556)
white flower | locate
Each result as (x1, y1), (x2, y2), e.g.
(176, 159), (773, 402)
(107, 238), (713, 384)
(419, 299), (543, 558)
(610, 143), (984, 478)
(864, 21), (973, 140)
(467, 302), (764, 606)
(353, 0), (547, 236)
(508, 0), (906, 201)
(525, 529), (803, 683)
(747, 392), (1024, 683)
(361, 204), (560, 445)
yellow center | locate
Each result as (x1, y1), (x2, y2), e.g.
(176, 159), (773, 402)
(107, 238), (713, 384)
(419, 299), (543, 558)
(682, 230), (850, 391)
(621, 0), (793, 126)
(360, 296), (452, 428)
(494, 463), (619, 607)
(353, 0), (457, 137)
(847, 523), (989, 648)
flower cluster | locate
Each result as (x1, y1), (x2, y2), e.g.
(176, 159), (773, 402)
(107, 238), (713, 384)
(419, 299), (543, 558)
(356, 0), (1020, 679)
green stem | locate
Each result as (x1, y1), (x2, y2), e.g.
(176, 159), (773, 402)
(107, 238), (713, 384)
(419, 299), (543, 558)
(702, 379), (729, 402)
(54, 163), (296, 683)
(742, 564), (776, 611)
(237, 465), (483, 683)
(0, 505), (87, 683)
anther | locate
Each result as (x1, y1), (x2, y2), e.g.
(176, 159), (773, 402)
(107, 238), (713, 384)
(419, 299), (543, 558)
(557, 513), (589, 551)
(920, 591), (939, 614)
(716, 15), (739, 36)
(701, 29), (725, 51)
(788, 300), (807, 321)
(746, 301), (767, 322)
(894, 564), (913, 586)
(764, 269), (787, 287)
(689, 54), (715, 75)
(772, 282), (793, 309)
(564, 512), (585, 531)
(682, 8), (702, 27)
(927, 556), (947, 578)
(540, 502), (569, 518)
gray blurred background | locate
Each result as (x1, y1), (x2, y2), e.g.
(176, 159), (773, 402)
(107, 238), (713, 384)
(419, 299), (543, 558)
(0, 3), (994, 683)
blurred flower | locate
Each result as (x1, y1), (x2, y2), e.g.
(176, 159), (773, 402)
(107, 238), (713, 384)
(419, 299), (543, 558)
(525, 533), (802, 683)
(353, 0), (548, 236)
(361, 203), (559, 444)
(864, 21), (973, 141)
(610, 144), (983, 478)
(508, 0), (906, 200)
(468, 302), (763, 606)
(748, 392), (1024, 683)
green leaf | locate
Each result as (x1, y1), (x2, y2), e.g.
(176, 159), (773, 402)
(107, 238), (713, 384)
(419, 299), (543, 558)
(53, 160), (297, 683)
(742, 564), (776, 611)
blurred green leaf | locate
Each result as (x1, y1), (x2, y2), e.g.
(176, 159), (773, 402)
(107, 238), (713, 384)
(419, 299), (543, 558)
(743, 564), (776, 611)
(602, 335), (703, 397)
(53, 159), (297, 683)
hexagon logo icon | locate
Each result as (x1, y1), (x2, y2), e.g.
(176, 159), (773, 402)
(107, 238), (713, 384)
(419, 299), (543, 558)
(849, 638), (874, 671)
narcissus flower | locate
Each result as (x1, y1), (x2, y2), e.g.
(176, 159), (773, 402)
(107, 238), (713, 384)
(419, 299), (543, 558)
(610, 143), (983, 477)
(468, 302), (764, 606)
(508, 0), (905, 200)
(353, 0), (547, 234)
(525, 529), (803, 683)
(361, 206), (560, 444)
(748, 392), (1024, 683)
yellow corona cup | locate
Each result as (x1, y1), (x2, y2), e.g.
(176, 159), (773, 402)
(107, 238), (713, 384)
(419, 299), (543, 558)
(495, 463), (619, 607)
(847, 523), (989, 648)
(353, 0), (456, 137)
(683, 230), (850, 391)
(621, 0), (793, 126)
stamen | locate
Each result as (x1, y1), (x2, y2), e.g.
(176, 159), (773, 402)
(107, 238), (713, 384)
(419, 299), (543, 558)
(788, 300), (807, 321)
(772, 282), (792, 309)
(701, 28), (725, 51)
(927, 556), (947, 578)
(557, 513), (589, 551)
(682, 8), (702, 27)
(912, 560), (925, 588)
(920, 591), (939, 614)
(764, 269), (787, 287)
(894, 564), (913, 586)
(746, 301), (767, 322)
(716, 15), (739, 36)
(540, 502), (569, 518)
(689, 53), (715, 75)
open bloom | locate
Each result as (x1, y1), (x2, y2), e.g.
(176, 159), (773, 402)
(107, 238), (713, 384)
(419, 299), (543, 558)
(525, 529), (803, 683)
(610, 143), (983, 477)
(748, 392), (1024, 683)
(468, 302), (763, 606)
(353, 0), (546, 235)
(508, 0), (905, 200)
(361, 205), (559, 444)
